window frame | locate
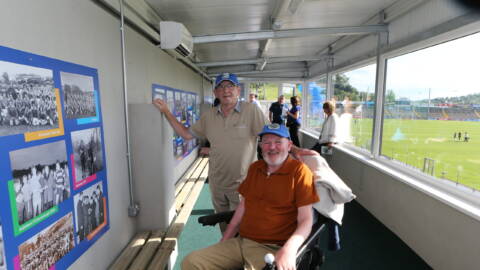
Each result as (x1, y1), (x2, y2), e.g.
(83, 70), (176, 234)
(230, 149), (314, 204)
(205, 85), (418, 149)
(301, 28), (480, 220)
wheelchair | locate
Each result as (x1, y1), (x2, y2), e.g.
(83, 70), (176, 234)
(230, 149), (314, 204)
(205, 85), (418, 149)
(198, 210), (330, 270)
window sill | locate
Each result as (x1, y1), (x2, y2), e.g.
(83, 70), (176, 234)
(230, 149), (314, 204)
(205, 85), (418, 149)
(334, 144), (480, 222)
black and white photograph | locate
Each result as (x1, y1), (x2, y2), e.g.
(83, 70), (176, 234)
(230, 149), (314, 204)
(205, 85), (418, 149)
(71, 127), (104, 181)
(73, 182), (105, 243)
(18, 213), (75, 270)
(166, 90), (174, 111)
(153, 87), (165, 101)
(60, 72), (96, 119)
(9, 141), (70, 225)
(0, 221), (6, 270)
(0, 60), (58, 137)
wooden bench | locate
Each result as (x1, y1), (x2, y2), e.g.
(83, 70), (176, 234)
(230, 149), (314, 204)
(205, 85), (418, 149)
(109, 157), (209, 270)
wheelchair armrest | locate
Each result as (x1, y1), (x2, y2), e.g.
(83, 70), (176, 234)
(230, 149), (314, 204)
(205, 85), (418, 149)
(198, 211), (235, 226)
(296, 214), (328, 266)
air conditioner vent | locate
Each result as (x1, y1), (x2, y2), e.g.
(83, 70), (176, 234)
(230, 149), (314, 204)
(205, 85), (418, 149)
(160, 21), (193, 57)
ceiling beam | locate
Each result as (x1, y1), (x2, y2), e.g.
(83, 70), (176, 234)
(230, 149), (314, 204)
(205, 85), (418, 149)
(192, 25), (388, 44)
(311, 0), (427, 60)
(196, 55), (329, 67)
(209, 68), (306, 76)
(256, 0), (304, 71)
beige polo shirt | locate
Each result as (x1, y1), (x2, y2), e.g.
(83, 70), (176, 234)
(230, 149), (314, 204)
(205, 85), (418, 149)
(191, 101), (268, 190)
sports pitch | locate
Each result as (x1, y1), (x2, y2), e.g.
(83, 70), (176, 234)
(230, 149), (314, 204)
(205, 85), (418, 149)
(351, 118), (480, 191)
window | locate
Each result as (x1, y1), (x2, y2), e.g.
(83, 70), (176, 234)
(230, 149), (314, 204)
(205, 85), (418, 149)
(383, 33), (480, 191)
(305, 78), (327, 132)
(333, 64), (376, 151)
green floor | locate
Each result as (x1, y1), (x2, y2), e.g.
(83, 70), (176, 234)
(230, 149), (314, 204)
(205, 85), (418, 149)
(173, 183), (431, 270)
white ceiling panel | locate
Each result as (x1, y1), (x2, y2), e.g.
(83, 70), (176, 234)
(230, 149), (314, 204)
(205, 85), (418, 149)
(281, 0), (398, 29)
(142, 0), (407, 78)
(147, 0), (275, 34)
(264, 36), (335, 57)
(194, 40), (260, 62)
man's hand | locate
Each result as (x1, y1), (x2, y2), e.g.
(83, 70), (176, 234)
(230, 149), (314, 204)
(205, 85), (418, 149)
(153, 99), (170, 114)
(274, 246), (296, 270)
(290, 146), (319, 162)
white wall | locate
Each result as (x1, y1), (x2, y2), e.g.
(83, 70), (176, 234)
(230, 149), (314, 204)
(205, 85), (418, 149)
(0, 0), (210, 269)
(301, 131), (480, 270)
(0, 1), (134, 269)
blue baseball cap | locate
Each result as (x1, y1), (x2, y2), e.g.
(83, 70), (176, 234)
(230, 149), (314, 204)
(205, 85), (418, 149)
(258, 124), (290, 139)
(215, 73), (239, 88)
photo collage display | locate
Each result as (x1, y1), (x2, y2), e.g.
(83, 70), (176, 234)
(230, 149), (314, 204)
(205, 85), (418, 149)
(152, 84), (200, 162)
(0, 45), (109, 269)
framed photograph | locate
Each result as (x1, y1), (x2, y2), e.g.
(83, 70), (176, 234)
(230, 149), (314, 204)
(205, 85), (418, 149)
(60, 72), (96, 120)
(73, 182), (106, 243)
(0, 60), (59, 138)
(0, 221), (5, 270)
(18, 213), (75, 270)
(70, 127), (104, 188)
(8, 140), (70, 234)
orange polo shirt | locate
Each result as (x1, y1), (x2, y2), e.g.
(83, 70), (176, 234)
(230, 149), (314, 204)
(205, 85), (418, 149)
(238, 156), (319, 245)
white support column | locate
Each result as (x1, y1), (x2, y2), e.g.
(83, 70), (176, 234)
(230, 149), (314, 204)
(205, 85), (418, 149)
(302, 81), (308, 128)
(278, 82), (284, 96)
(371, 31), (389, 157)
(325, 54), (334, 101)
(243, 83), (250, 100)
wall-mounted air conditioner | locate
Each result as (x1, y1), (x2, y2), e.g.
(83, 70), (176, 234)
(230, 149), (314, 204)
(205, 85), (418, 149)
(160, 21), (193, 58)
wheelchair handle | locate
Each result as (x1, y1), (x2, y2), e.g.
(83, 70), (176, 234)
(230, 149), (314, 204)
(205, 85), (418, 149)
(262, 253), (276, 270)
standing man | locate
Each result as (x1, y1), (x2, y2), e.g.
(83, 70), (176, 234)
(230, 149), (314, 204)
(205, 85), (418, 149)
(312, 100), (339, 155)
(269, 95), (287, 125)
(248, 93), (262, 109)
(153, 73), (268, 228)
(182, 124), (319, 270)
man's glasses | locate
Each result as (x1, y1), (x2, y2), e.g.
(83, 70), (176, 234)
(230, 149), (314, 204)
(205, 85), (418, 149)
(215, 83), (236, 90)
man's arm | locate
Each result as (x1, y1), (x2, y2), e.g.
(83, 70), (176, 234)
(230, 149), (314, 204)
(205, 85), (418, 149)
(153, 99), (194, 140)
(274, 205), (313, 270)
(290, 146), (319, 162)
(221, 199), (245, 241)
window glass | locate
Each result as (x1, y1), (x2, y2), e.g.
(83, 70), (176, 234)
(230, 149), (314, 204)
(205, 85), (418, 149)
(383, 33), (480, 190)
(306, 78), (327, 132)
(333, 64), (376, 151)
(282, 83), (295, 100)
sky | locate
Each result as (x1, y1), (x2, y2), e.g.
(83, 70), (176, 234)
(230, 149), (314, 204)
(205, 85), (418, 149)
(9, 141), (67, 170)
(0, 60), (52, 79)
(60, 71), (94, 92)
(344, 32), (480, 101)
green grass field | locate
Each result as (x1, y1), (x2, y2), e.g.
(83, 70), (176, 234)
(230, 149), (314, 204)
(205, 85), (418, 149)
(350, 118), (480, 190)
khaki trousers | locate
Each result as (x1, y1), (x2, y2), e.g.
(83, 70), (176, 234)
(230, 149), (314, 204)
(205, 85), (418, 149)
(210, 185), (241, 232)
(181, 237), (281, 270)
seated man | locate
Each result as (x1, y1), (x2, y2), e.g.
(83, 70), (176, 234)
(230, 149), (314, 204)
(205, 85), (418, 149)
(182, 124), (319, 270)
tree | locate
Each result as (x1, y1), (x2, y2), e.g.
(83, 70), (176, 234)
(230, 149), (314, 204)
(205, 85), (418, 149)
(249, 82), (266, 100)
(386, 89), (396, 104)
(333, 74), (359, 101)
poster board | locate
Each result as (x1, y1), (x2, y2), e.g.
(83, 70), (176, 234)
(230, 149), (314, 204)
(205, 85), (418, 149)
(152, 84), (199, 162)
(0, 45), (109, 270)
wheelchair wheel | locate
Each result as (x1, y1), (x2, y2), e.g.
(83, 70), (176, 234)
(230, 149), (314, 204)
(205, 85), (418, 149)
(297, 246), (324, 270)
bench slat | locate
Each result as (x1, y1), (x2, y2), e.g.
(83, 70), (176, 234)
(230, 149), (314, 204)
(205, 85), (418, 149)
(148, 163), (209, 269)
(112, 157), (209, 270)
(174, 157), (203, 197)
(128, 230), (165, 270)
(175, 158), (208, 212)
(109, 231), (151, 270)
